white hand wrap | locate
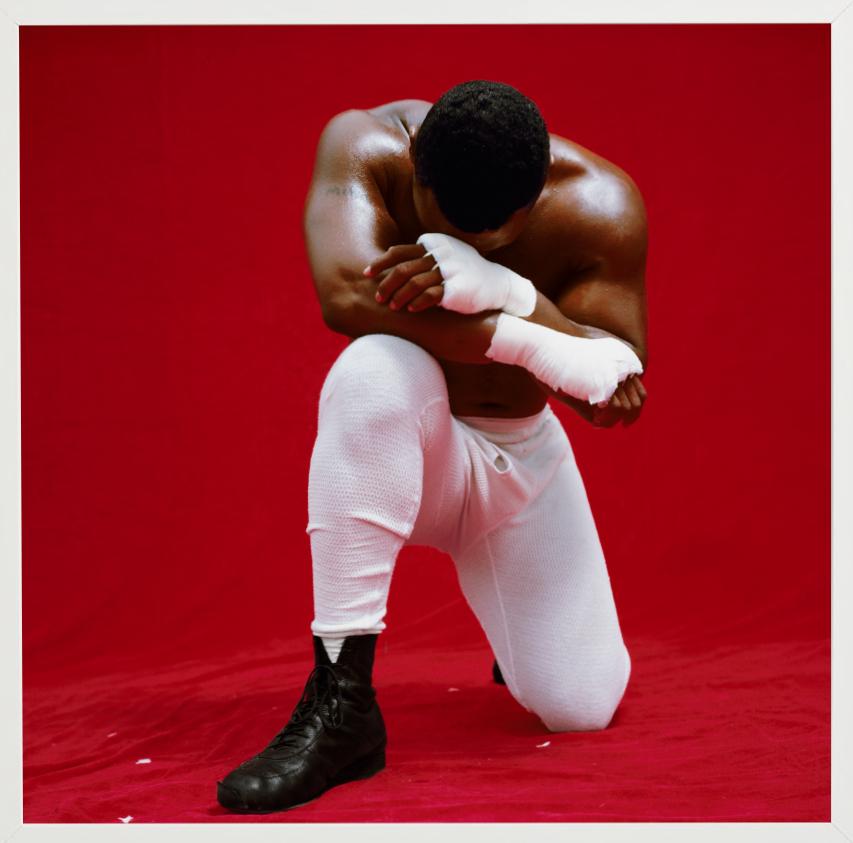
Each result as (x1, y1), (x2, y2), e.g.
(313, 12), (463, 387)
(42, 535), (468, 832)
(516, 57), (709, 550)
(485, 312), (644, 406)
(417, 232), (537, 317)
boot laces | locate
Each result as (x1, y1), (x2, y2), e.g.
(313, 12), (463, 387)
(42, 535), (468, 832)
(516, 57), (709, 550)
(269, 664), (344, 750)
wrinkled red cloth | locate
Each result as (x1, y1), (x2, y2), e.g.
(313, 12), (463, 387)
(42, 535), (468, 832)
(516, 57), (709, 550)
(24, 624), (828, 823)
(21, 24), (829, 823)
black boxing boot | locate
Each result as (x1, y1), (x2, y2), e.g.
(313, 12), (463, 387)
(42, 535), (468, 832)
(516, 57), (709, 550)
(217, 634), (386, 814)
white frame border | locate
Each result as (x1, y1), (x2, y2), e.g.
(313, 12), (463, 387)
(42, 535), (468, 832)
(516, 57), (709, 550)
(1, 2), (849, 842)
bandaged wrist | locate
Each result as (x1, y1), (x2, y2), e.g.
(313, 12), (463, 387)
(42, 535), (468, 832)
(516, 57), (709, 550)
(485, 312), (644, 405)
(417, 232), (537, 317)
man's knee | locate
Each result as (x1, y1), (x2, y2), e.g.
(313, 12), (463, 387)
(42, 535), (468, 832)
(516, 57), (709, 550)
(533, 690), (620, 733)
(521, 649), (631, 733)
(320, 334), (447, 414)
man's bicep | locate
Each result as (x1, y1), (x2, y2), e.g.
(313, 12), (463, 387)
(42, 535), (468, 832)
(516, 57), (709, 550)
(302, 111), (401, 314)
(304, 181), (397, 289)
(556, 269), (647, 363)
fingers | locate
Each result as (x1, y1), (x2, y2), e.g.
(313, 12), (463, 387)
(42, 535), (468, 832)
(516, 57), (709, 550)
(381, 268), (443, 310)
(364, 244), (426, 278)
(375, 260), (439, 305)
(390, 268), (442, 310)
(609, 385), (628, 411)
(593, 375), (647, 429)
(621, 375), (646, 427)
(376, 258), (441, 307)
(406, 284), (445, 312)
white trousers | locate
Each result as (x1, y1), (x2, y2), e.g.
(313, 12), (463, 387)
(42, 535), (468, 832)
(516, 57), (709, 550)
(306, 334), (631, 731)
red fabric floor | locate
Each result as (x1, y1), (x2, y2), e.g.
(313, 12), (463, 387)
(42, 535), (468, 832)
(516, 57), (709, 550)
(20, 24), (830, 825)
(24, 623), (829, 823)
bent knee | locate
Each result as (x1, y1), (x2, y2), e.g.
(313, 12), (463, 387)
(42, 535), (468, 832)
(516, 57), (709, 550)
(535, 692), (622, 733)
(321, 334), (447, 408)
(523, 651), (631, 733)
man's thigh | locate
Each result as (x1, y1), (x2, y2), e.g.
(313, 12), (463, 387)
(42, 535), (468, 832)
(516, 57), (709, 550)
(450, 452), (630, 715)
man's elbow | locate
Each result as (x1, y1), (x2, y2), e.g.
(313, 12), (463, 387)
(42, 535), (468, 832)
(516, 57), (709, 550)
(320, 296), (350, 335)
(320, 288), (362, 337)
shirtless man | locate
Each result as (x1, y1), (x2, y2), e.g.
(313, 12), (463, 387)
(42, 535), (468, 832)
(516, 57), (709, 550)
(217, 80), (648, 815)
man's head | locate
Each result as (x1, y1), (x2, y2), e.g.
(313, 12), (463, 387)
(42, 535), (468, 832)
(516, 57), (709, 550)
(410, 80), (551, 251)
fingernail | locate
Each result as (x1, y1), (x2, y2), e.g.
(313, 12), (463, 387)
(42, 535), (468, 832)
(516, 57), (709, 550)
(363, 266), (372, 276)
(375, 292), (383, 302)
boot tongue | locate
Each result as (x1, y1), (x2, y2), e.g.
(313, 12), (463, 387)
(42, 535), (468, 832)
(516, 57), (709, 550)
(310, 633), (379, 685)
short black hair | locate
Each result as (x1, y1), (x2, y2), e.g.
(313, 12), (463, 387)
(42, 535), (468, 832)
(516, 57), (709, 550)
(413, 80), (550, 233)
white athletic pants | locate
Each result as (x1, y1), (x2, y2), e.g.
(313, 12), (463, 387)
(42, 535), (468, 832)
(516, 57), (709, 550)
(306, 334), (631, 732)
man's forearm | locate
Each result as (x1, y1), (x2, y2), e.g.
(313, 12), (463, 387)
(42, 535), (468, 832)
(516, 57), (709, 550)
(323, 277), (645, 376)
(516, 291), (647, 414)
(322, 276), (501, 364)
(524, 290), (647, 368)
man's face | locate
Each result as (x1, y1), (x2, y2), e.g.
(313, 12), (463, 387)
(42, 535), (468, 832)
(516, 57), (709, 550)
(412, 182), (533, 253)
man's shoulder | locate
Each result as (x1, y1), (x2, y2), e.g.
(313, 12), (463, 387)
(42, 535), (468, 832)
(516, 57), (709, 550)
(318, 100), (430, 156)
(313, 103), (421, 188)
(317, 108), (399, 155)
(366, 99), (432, 126)
(545, 135), (647, 250)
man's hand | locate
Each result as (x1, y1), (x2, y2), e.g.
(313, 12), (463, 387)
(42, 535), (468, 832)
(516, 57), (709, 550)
(590, 373), (647, 427)
(365, 233), (538, 318)
(542, 373), (647, 427)
(363, 244), (445, 312)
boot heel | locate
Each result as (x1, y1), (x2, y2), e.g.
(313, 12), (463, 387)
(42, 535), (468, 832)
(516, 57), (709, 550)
(332, 745), (386, 785)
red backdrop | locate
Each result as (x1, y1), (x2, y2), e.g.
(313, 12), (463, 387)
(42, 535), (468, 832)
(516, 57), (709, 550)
(21, 25), (830, 823)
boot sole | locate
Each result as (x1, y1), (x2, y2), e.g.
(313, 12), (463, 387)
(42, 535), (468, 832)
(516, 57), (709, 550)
(217, 745), (386, 815)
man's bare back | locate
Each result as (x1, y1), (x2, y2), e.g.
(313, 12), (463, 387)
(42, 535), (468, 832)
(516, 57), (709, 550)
(303, 98), (648, 423)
